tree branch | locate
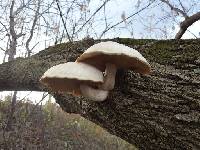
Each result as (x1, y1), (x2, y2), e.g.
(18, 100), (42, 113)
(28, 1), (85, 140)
(0, 38), (200, 149)
(25, 0), (41, 57)
(160, 0), (188, 18)
(99, 2), (152, 38)
(160, 0), (200, 39)
(175, 11), (200, 39)
(75, 0), (111, 35)
(8, 0), (17, 61)
(55, 0), (72, 42)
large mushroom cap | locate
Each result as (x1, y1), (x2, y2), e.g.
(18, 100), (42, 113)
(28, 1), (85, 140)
(77, 41), (151, 74)
(40, 62), (104, 95)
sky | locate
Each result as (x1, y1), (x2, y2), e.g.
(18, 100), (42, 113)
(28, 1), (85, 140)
(0, 0), (199, 104)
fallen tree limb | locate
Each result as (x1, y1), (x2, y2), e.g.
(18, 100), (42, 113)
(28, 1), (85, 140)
(0, 38), (200, 149)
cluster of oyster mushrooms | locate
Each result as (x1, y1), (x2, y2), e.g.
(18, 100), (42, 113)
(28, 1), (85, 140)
(40, 41), (151, 101)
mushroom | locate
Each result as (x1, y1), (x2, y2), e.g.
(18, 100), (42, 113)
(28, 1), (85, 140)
(76, 41), (151, 90)
(40, 62), (109, 101)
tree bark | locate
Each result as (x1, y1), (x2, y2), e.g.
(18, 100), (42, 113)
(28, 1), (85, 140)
(0, 38), (200, 149)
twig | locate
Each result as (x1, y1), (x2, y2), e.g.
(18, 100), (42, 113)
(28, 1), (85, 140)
(55, 0), (72, 42)
(160, 0), (188, 18)
(186, 29), (198, 39)
(75, 0), (111, 35)
(99, 2), (153, 38)
(178, 0), (186, 14)
(0, 47), (6, 52)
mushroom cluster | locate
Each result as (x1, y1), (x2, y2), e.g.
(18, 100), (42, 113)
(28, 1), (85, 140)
(40, 41), (151, 102)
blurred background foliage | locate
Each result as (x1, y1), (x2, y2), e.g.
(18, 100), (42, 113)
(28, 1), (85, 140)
(0, 95), (137, 150)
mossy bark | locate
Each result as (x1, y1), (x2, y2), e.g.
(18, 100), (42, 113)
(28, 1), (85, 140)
(0, 38), (200, 149)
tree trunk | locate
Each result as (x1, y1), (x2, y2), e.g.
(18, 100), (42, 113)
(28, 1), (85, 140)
(0, 38), (200, 149)
(5, 91), (17, 131)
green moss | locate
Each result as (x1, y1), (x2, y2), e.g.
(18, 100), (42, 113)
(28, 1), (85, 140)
(141, 39), (200, 68)
(35, 43), (69, 57)
(114, 38), (155, 46)
(32, 38), (200, 70)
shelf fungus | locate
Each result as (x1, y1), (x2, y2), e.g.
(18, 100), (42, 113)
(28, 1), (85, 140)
(40, 41), (151, 102)
(77, 41), (151, 90)
(40, 62), (109, 101)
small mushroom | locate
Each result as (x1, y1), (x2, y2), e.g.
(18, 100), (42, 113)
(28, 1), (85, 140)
(40, 62), (108, 101)
(77, 41), (151, 90)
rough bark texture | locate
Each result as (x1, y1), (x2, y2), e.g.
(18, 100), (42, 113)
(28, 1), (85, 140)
(0, 38), (200, 149)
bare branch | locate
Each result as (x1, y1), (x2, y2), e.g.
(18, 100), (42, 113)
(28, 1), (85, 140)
(0, 21), (9, 33)
(178, 0), (186, 13)
(8, 0), (17, 61)
(0, 47), (6, 52)
(13, 0), (32, 16)
(16, 33), (25, 38)
(99, 2), (152, 38)
(175, 11), (200, 39)
(160, 0), (188, 18)
(186, 29), (198, 39)
(24, 92), (48, 123)
(55, 0), (72, 42)
(75, 0), (111, 35)
(25, 0), (41, 57)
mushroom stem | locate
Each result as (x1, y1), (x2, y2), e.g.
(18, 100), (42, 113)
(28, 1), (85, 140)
(80, 84), (109, 101)
(100, 63), (117, 90)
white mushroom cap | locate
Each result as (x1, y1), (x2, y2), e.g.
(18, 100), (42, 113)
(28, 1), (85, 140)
(40, 62), (104, 95)
(76, 41), (151, 74)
